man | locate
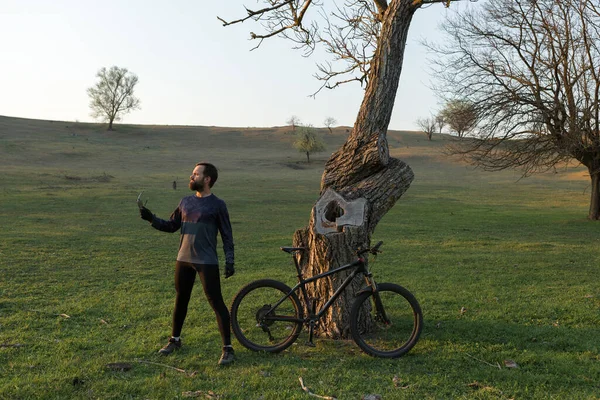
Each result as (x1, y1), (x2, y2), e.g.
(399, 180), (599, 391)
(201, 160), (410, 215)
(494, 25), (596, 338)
(139, 162), (235, 366)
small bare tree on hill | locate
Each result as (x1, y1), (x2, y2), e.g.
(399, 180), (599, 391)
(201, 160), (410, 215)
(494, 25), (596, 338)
(435, 114), (445, 134)
(324, 117), (337, 134)
(416, 115), (436, 141)
(439, 100), (477, 138)
(87, 66), (140, 131)
(287, 115), (301, 131)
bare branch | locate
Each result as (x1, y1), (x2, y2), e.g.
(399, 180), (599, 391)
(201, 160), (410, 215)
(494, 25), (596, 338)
(217, 1), (295, 26)
(221, 0), (474, 94)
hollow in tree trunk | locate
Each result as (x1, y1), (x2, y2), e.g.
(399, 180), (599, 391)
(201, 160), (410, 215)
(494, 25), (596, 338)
(292, 1), (417, 339)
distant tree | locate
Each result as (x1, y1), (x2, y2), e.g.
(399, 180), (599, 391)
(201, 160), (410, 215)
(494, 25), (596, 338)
(87, 66), (140, 131)
(435, 114), (445, 134)
(323, 117), (337, 134)
(439, 100), (477, 138)
(429, 0), (600, 219)
(416, 116), (436, 141)
(293, 125), (326, 163)
(286, 115), (301, 131)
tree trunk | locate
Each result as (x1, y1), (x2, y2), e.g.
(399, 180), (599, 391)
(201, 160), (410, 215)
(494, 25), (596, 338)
(292, 0), (417, 339)
(108, 118), (114, 131)
(589, 169), (600, 220)
(306, 152), (310, 163)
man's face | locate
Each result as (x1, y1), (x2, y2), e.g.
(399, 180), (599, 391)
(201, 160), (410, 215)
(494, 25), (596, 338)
(189, 165), (209, 191)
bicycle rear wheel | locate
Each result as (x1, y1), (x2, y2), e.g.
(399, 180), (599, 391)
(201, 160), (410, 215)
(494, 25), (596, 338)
(230, 279), (303, 353)
(350, 283), (422, 358)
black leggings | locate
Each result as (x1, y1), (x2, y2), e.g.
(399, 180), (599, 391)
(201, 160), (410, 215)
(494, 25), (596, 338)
(172, 261), (231, 346)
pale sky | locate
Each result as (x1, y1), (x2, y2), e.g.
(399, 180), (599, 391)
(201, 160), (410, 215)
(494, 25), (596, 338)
(0, 1), (479, 131)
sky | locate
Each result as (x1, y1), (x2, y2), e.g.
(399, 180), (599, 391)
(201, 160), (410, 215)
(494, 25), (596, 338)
(0, 0), (480, 131)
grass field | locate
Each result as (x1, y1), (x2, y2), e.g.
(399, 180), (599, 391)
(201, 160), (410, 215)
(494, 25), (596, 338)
(1, 115), (599, 399)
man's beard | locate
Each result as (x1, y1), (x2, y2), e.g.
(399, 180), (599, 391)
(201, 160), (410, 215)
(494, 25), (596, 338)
(189, 180), (200, 191)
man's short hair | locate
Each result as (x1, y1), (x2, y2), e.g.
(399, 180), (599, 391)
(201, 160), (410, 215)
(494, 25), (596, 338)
(196, 162), (218, 188)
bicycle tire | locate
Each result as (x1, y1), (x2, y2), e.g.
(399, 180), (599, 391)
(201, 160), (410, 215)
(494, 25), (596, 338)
(230, 279), (304, 353)
(350, 282), (423, 358)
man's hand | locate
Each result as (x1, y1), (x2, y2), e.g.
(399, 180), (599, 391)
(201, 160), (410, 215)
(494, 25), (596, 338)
(224, 263), (235, 279)
(139, 206), (154, 222)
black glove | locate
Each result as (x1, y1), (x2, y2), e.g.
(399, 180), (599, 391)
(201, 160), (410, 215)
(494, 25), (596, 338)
(224, 263), (235, 279)
(139, 206), (154, 222)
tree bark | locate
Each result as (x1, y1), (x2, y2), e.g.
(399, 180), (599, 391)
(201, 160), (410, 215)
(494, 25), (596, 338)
(292, 0), (417, 339)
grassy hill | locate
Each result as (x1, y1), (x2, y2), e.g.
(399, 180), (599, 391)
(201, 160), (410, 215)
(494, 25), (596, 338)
(1, 115), (599, 399)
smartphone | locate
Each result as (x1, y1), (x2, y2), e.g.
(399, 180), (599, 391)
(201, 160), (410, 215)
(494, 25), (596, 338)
(136, 191), (145, 209)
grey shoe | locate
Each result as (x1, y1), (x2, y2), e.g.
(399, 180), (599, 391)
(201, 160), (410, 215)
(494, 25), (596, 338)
(218, 347), (235, 366)
(158, 338), (181, 355)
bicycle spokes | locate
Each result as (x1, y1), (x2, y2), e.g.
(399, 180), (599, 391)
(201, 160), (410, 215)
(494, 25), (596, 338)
(373, 293), (391, 325)
(231, 282), (303, 352)
(365, 292), (414, 349)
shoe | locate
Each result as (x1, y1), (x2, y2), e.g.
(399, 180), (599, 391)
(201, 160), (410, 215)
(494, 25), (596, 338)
(158, 338), (181, 355)
(218, 347), (235, 366)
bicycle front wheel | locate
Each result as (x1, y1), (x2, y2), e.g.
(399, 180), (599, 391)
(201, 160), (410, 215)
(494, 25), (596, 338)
(350, 283), (423, 358)
(230, 279), (303, 353)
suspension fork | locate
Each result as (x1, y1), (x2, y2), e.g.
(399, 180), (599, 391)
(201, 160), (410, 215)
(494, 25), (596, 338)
(364, 272), (391, 324)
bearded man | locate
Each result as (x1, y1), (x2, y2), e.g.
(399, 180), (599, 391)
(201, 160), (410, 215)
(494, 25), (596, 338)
(140, 162), (235, 366)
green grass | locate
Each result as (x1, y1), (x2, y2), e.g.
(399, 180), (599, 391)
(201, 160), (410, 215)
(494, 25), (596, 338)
(1, 115), (599, 399)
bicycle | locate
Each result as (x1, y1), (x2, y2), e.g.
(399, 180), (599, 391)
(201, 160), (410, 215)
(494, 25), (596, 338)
(230, 241), (423, 358)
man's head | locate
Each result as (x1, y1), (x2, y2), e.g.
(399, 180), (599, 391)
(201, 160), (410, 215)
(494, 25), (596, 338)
(189, 162), (218, 192)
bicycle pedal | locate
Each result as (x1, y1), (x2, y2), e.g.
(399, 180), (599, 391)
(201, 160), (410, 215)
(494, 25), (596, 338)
(305, 341), (316, 348)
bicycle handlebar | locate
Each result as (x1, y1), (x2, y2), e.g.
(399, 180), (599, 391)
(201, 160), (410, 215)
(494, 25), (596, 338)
(357, 241), (383, 257)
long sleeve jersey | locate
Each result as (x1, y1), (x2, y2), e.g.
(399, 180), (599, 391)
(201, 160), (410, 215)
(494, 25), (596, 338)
(150, 194), (234, 265)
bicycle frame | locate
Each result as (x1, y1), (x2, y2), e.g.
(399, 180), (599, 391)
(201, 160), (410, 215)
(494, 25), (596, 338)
(265, 252), (375, 325)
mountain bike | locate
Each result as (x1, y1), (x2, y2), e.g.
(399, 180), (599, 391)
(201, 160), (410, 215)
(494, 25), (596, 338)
(230, 241), (423, 358)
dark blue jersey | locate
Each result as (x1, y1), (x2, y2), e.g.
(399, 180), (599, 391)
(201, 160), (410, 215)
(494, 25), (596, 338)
(151, 194), (234, 265)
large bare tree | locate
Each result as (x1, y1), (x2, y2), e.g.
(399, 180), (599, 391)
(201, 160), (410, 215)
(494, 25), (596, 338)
(87, 66), (140, 131)
(428, 0), (600, 220)
(221, 0), (473, 338)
